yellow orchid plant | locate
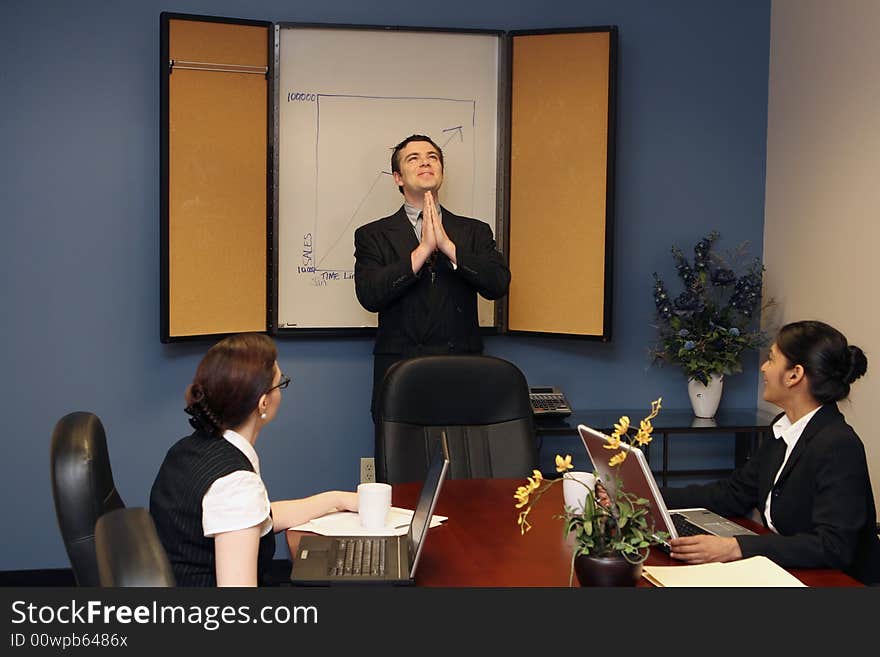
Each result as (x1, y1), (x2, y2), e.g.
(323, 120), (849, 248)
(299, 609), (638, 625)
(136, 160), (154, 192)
(605, 396), (663, 466)
(515, 398), (668, 579)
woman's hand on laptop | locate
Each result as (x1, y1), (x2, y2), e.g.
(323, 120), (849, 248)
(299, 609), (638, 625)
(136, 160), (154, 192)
(669, 535), (743, 564)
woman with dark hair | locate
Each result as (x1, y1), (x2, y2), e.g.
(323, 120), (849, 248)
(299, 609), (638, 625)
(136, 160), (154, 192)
(663, 320), (880, 584)
(150, 333), (358, 586)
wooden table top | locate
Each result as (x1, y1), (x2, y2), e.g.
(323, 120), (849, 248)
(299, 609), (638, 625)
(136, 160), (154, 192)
(287, 477), (862, 587)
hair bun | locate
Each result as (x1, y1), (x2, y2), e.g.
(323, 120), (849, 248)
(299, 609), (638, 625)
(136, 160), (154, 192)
(184, 399), (222, 438)
(845, 345), (868, 384)
(187, 383), (205, 404)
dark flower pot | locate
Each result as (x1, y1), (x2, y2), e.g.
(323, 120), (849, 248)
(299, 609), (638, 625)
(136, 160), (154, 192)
(574, 554), (643, 587)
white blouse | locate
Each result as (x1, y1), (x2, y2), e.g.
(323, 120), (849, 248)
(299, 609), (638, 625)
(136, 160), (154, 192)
(201, 429), (273, 538)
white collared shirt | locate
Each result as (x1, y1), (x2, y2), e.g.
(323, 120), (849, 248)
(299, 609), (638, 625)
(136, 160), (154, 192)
(201, 429), (273, 538)
(404, 201), (441, 240)
(764, 405), (822, 532)
(403, 202), (457, 270)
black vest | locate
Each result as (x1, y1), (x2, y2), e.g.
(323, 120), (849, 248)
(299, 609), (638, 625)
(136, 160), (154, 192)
(149, 431), (275, 586)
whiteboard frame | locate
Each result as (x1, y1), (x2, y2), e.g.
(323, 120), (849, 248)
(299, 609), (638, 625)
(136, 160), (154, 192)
(159, 15), (617, 342)
(271, 22), (507, 337)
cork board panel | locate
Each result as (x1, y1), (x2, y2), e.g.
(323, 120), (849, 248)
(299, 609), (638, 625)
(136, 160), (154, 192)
(167, 19), (268, 337)
(169, 19), (268, 67)
(508, 32), (610, 335)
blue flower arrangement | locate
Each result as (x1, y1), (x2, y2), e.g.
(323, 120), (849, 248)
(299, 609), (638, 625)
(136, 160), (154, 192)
(650, 231), (770, 385)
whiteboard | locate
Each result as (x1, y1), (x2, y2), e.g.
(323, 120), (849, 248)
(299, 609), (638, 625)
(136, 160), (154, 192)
(276, 26), (502, 329)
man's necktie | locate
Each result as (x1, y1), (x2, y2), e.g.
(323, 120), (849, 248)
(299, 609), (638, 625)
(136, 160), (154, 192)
(414, 211), (423, 241)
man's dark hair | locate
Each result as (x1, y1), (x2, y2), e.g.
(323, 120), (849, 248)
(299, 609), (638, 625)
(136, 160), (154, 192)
(390, 134), (444, 195)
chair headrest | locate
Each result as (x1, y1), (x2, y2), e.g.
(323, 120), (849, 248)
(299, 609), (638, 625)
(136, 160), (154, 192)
(50, 411), (124, 585)
(378, 355), (532, 425)
(50, 412), (121, 538)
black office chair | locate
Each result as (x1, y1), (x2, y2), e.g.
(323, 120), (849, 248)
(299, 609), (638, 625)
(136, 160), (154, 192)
(95, 508), (175, 587)
(375, 355), (538, 484)
(50, 411), (125, 586)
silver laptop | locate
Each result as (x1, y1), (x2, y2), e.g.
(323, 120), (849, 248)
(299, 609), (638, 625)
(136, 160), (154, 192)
(577, 424), (755, 550)
(290, 433), (449, 586)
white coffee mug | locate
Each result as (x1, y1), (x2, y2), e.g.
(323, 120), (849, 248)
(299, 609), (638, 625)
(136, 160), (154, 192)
(357, 482), (392, 529)
(563, 471), (596, 514)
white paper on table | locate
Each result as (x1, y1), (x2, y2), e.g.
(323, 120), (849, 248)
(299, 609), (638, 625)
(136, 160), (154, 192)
(288, 506), (447, 537)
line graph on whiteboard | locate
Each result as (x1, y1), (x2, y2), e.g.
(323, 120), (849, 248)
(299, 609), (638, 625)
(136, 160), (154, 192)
(298, 94), (476, 275)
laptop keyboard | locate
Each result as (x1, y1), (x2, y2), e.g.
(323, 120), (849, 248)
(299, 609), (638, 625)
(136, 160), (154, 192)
(671, 513), (710, 537)
(330, 538), (387, 577)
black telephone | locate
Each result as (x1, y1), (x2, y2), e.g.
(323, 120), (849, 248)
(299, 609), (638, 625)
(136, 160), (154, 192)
(528, 386), (572, 418)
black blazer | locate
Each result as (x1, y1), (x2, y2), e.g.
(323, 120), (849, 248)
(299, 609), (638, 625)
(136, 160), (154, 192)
(353, 205), (510, 357)
(663, 403), (880, 584)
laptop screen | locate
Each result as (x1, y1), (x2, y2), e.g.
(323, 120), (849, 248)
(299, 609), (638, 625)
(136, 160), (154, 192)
(577, 424), (677, 540)
(405, 433), (450, 577)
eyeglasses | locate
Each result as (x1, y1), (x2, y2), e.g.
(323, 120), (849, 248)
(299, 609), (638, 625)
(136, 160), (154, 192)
(266, 374), (291, 394)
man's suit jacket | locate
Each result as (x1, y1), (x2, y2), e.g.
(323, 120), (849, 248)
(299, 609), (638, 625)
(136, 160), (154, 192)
(354, 205), (510, 357)
(354, 205), (510, 416)
(663, 403), (880, 584)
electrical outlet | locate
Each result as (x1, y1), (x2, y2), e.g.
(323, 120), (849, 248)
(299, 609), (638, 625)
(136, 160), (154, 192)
(360, 457), (375, 484)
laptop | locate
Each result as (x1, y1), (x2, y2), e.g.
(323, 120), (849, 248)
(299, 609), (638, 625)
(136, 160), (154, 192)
(290, 433), (450, 586)
(577, 424), (755, 550)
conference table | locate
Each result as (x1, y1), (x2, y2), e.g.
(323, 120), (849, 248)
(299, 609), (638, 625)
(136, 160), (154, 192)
(286, 478), (862, 587)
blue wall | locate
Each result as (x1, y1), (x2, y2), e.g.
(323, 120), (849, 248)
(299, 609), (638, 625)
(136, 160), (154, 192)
(0, 0), (770, 570)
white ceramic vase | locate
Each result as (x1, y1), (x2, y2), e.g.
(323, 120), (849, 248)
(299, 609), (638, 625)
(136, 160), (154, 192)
(687, 373), (724, 418)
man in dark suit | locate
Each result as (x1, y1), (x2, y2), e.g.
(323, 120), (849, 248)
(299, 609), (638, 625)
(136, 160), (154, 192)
(353, 134), (510, 418)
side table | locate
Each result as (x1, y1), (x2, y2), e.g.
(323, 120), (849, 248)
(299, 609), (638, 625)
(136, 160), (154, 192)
(534, 408), (778, 486)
